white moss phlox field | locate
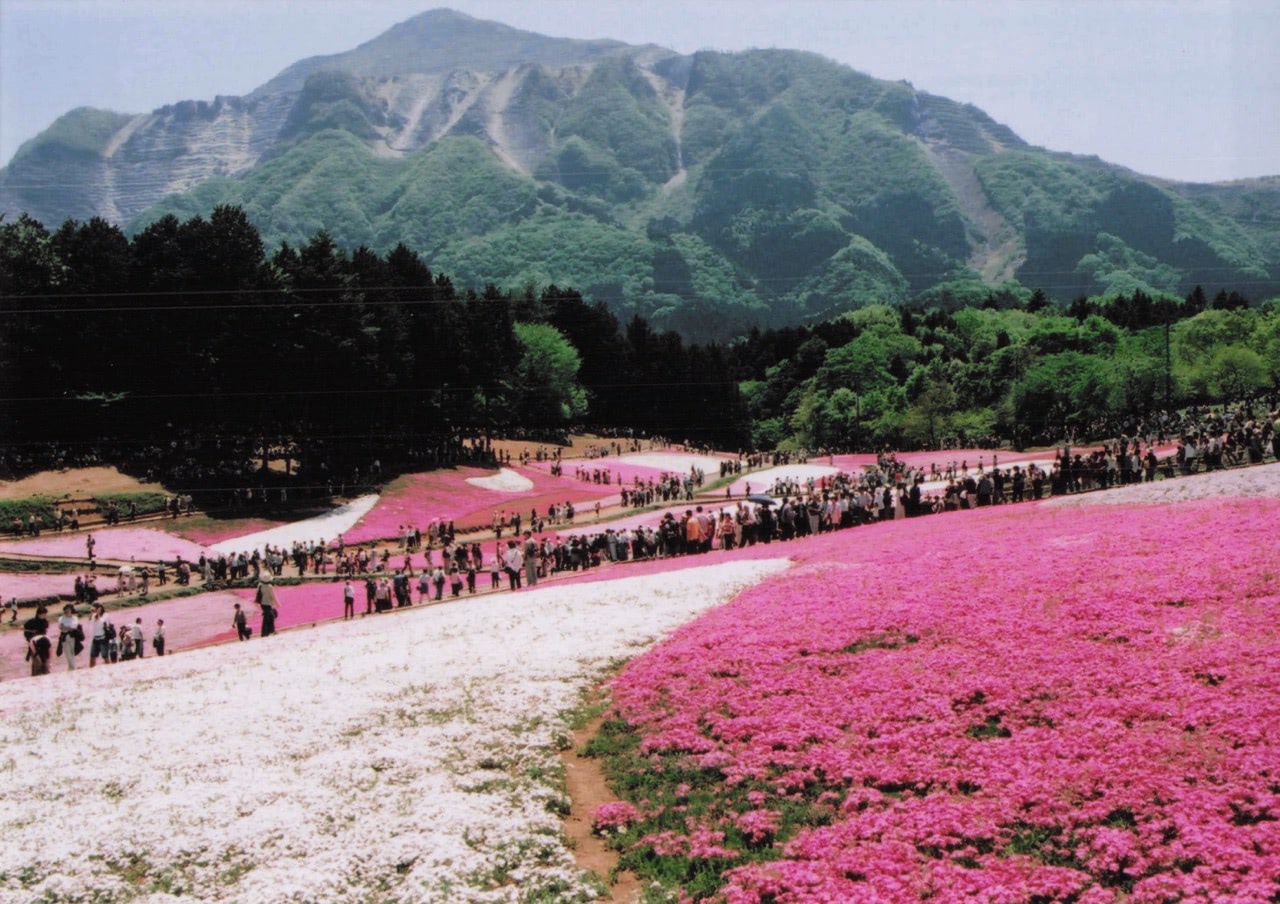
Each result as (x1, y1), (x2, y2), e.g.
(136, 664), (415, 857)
(613, 452), (731, 473)
(0, 559), (788, 902)
(464, 468), (535, 493)
(208, 494), (379, 554)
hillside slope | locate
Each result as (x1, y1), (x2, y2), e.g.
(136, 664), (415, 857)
(2, 8), (1277, 339)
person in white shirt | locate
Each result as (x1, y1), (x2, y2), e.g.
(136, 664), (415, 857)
(57, 604), (82, 670)
(88, 603), (109, 666)
(502, 541), (523, 590)
(129, 618), (145, 658)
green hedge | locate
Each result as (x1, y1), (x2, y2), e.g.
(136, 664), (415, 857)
(0, 496), (60, 532)
(0, 490), (172, 533)
(92, 492), (171, 517)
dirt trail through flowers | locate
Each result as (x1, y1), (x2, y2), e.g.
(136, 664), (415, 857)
(561, 708), (643, 903)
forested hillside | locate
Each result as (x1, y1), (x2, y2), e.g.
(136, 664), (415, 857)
(2, 9), (1277, 341)
(3, 210), (1277, 478)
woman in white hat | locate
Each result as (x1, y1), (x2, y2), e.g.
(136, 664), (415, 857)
(255, 573), (280, 637)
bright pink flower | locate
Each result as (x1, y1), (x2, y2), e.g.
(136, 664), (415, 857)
(592, 800), (641, 832)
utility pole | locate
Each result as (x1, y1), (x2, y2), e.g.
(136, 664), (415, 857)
(1163, 306), (1172, 409)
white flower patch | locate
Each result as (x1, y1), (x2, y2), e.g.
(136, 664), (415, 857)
(614, 451), (732, 473)
(1044, 460), (1280, 507)
(0, 558), (788, 902)
(464, 468), (535, 493)
(728, 462), (840, 496)
(209, 494), (379, 554)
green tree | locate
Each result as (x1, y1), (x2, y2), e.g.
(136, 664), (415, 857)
(902, 376), (958, 448)
(0, 213), (63, 294)
(1206, 345), (1269, 402)
(513, 322), (588, 424)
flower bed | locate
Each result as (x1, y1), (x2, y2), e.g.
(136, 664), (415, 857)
(725, 464), (841, 497)
(531, 451), (733, 490)
(465, 467), (534, 492)
(0, 559), (787, 901)
(159, 515), (291, 546)
(0, 589), (248, 683)
(341, 467), (616, 546)
(224, 579), (365, 638)
(595, 496), (1280, 901)
(0, 528), (209, 563)
(0, 571), (76, 602)
(208, 495), (378, 554)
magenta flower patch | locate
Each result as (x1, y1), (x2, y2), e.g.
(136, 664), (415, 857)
(598, 497), (1280, 901)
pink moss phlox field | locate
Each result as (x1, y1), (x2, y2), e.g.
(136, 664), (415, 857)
(825, 444), (1179, 473)
(594, 801), (643, 833)
(604, 498), (1280, 901)
(341, 467), (615, 544)
(227, 581), (352, 635)
(528, 454), (728, 490)
(0, 528), (209, 563)
(0, 571), (77, 601)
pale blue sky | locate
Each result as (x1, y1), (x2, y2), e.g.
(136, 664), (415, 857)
(1, 0), (1277, 183)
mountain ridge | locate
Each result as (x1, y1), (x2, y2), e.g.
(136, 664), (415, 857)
(2, 7), (1276, 339)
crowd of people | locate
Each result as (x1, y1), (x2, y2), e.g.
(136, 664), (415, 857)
(8, 401), (1280, 679)
(22, 603), (164, 676)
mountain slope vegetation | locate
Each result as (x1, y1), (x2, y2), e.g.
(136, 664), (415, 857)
(2, 8), (1277, 340)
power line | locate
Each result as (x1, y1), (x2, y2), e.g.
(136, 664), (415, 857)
(2, 267), (1275, 314)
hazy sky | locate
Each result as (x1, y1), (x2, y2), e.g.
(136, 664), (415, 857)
(1, 0), (1277, 183)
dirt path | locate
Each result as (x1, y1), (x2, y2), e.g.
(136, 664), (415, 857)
(561, 707), (643, 903)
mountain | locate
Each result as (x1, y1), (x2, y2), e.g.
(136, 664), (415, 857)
(3, 8), (1278, 340)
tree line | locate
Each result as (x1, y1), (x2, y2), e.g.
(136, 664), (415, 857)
(3, 205), (1278, 481)
(0, 207), (745, 477)
(735, 288), (1279, 451)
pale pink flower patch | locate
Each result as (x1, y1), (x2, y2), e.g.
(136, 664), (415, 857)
(342, 466), (615, 544)
(0, 527), (209, 562)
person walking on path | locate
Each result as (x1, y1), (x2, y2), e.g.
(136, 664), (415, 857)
(233, 603), (251, 640)
(153, 618), (166, 656)
(343, 581), (355, 620)
(88, 604), (109, 667)
(129, 618), (145, 659)
(523, 532), (539, 587)
(256, 576), (279, 637)
(502, 540), (523, 590)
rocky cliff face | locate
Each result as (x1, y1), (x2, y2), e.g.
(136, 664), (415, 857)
(1, 93), (292, 225)
(0, 8), (654, 226)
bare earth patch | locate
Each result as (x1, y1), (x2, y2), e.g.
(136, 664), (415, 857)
(0, 466), (167, 502)
(561, 708), (644, 904)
